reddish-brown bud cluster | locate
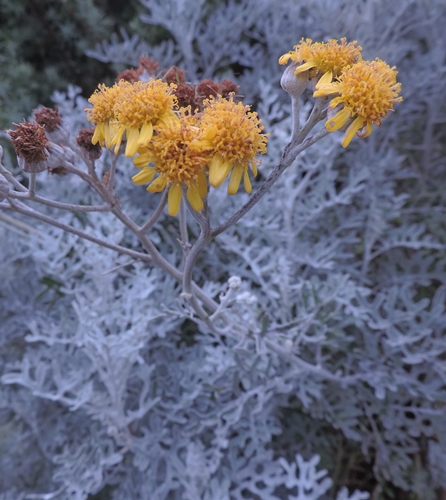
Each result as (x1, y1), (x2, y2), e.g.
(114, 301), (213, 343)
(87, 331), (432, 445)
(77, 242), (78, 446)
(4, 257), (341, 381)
(116, 68), (141, 84)
(76, 128), (102, 160)
(138, 55), (159, 75)
(34, 106), (62, 132)
(116, 56), (160, 83)
(196, 79), (219, 99)
(168, 77), (240, 113)
(219, 79), (240, 98)
(113, 56), (240, 114)
(8, 122), (49, 168)
(160, 66), (186, 85)
(174, 83), (199, 110)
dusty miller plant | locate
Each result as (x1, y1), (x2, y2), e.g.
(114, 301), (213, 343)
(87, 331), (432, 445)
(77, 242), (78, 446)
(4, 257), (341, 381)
(0, 1), (445, 499)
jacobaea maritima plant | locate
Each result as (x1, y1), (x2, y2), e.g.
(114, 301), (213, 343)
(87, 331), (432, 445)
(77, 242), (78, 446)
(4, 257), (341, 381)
(2, 1), (446, 498)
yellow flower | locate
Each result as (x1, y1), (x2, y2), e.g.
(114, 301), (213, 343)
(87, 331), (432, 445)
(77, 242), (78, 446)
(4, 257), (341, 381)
(197, 95), (268, 195)
(111, 79), (178, 157)
(279, 38), (362, 84)
(86, 83), (124, 148)
(132, 114), (208, 216)
(313, 58), (403, 148)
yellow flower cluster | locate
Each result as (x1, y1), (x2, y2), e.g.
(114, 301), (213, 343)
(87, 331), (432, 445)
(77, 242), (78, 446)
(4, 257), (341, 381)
(86, 81), (268, 216)
(87, 80), (177, 157)
(279, 39), (402, 147)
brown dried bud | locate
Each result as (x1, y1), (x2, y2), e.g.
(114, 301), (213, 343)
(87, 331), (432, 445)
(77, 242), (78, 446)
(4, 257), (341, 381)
(0, 175), (9, 202)
(76, 128), (102, 160)
(196, 79), (219, 99)
(138, 56), (159, 75)
(8, 122), (49, 173)
(161, 66), (186, 85)
(116, 68), (142, 84)
(174, 83), (198, 111)
(219, 79), (239, 98)
(34, 106), (62, 132)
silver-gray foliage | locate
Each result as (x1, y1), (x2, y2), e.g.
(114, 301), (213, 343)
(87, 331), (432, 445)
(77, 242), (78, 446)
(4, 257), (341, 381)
(1, 0), (446, 499)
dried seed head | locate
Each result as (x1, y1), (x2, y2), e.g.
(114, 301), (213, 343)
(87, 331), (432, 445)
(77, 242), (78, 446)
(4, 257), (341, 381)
(34, 106), (62, 132)
(8, 122), (49, 173)
(76, 128), (102, 160)
(0, 175), (9, 201)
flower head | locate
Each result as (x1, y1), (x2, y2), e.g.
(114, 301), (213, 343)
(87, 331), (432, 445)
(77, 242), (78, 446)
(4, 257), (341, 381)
(197, 95), (268, 194)
(111, 79), (178, 157)
(132, 114), (208, 216)
(279, 38), (362, 84)
(86, 82), (124, 148)
(314, 58), (403, 147)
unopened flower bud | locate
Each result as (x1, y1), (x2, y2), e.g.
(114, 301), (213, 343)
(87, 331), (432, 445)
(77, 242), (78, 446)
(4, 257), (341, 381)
(228, 276), (242, 289)
(8, 122), (49, 173)
(280, 64), (308, 97)
(0, 175), (9, 202)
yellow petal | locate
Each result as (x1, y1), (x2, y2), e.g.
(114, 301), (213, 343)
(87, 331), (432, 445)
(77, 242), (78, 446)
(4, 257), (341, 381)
(315, 70), (333, 90)
(294, 62), (315, 75)
(356, 120), (373, 138)
(125, 127), (140, 158)
(133, 153), (151, 169)
(251, 161), (258, 177)
(106, 123), (117, 148)
(228, 163), (243, 195)
(342, 116), (366, 148)
(147, 175), (167, 193)
(278, 53), (292, 65)
(186, 183), (204, 212)
(137, 122), (153, 147)
(209, 155), (232, 188)
(158, 111), (180, 128)
(243, 170), (252, 194)
(111, 126), (125, 154)
(132, 167), (156, 184)
(92, 123), (104, 146)
(168, 183), (182, 216)
(197, 170), (208, 199)
(313, 82), (340, 98)
(325, 108), (352, 132)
